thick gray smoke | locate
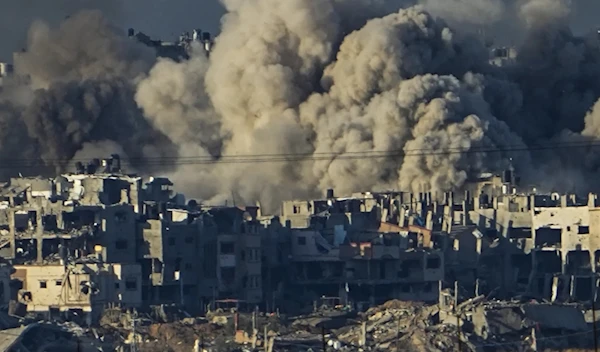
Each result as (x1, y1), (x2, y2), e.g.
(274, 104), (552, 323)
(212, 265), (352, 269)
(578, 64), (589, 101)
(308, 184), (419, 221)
(0, 0), (122, 60)
(0, 11), (177, 174)
(4, 0), (600, 211)
(135, 3), (527, 209)
(505, 0), (600, 141)
(519, 0), (571, 28)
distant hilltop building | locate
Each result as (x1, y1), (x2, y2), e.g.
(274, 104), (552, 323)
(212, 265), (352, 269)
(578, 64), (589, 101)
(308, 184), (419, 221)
(127, 27), (214, 61)
(489, 46), (517, 67)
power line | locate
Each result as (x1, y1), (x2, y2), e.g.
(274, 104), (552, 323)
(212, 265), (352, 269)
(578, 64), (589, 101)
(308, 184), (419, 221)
(0, 140), (599, 169)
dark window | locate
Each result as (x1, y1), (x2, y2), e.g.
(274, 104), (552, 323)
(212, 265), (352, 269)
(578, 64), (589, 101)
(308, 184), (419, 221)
(168, 237), (176, 246)
(427, 256), (441, 269)
(185, 263), (193, 271)
(55, 280), (62, 286)
(221, 267), (235, 280)
(125, 279), (137, 291)
(297, 236), (307, 246)
(115, 211), (127, 223)
(153, 259), (163, 273)
(115, 240), (128, 250)
(579, 226), (590, 235)
(115, 283), (120, 290)
(40, 281), (47, 289)
(249, 249), (261, 262)
(185, 236), (194, 244)
(220, 242), (234, 254)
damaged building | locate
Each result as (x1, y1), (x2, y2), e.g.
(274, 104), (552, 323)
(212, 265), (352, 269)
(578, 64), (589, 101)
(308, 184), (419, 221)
(0, 156), (145, 322)
(138, 177), (267, 311)
(4, 154), (600, 341)
(127, 27), (213, 60)
(280, 190), (444, 310)
(11, 262), (142, 325)
(435, 168), (600, 304)
(0, 155), (140, 266)
(275, 165), (600, 311)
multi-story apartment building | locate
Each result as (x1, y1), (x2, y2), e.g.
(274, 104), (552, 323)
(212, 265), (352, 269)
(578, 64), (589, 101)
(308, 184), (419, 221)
(138, 199), (266, 311)
(210, 206), (263, 304)
(137, 205), (203, 308)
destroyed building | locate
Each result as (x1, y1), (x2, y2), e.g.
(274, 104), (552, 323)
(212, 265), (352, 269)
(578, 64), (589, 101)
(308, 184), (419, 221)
(127, 27), (213, 60)
(435, 167), (600, 304)
(274, 164), (600, 311)
(280, 190), (444, 310)
(0, 156), (145, 323)
(489, 46), (517, 67)
(0, 156), (140, 266)
(138, 177), (267, 311)
(4, 153), (600, 338)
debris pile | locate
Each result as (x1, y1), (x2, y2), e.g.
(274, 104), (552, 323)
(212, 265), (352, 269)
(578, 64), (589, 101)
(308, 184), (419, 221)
(4, 299), (599, 351)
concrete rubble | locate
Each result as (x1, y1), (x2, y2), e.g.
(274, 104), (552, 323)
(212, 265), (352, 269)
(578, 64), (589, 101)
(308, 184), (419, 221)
(0, 292), (598, 351)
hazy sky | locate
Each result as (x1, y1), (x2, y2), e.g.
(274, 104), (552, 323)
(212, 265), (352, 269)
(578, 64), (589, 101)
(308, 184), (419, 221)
(0, 0), (226, 61)
(0, 0), (599, 61)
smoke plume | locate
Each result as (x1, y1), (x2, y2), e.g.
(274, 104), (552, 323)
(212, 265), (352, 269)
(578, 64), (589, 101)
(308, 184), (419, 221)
(134, 3), (528, 209)
(0, 11), (177, 175)
(4, 0), (600, 211)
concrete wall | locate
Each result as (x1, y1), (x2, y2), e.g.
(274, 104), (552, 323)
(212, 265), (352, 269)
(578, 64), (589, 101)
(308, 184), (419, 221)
(532, 207), (589, 231)
(290, 230), (340, 261)
(101, 205), (137, 264)
(239, 233), (262, 303)
(281, 200), (313, 228)
(139, 217), (202, 286)
(13, 263), (142, 314)
(467, 208), (532, 237)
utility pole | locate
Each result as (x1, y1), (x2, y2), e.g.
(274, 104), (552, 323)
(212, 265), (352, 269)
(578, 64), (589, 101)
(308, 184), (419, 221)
(592, 282), (598, 352)
(455, 281), (462, 352)
(131, 312), (140, 352)
(264, 324), (269, 352)
(321, 325), (327, 352)
(396, 316), (401, 351)
(180, 271), (184, 307)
